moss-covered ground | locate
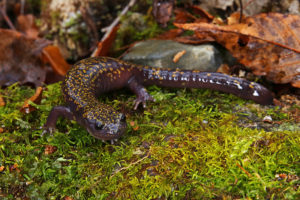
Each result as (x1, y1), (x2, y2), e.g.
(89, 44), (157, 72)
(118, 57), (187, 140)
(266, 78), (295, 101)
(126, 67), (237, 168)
(0, 83), (299, 199)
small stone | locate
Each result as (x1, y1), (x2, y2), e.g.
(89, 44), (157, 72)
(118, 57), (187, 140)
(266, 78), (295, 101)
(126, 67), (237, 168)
(263, 115), (273, 123)
(123, 40), (229, 72)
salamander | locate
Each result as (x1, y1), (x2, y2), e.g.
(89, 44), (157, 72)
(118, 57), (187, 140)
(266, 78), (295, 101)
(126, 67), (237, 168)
(44, 56), (273, 142)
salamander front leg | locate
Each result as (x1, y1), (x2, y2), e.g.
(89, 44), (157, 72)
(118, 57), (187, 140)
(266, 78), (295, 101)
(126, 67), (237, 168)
(42, 106), (74, 135)
(127, 77), (154, 110)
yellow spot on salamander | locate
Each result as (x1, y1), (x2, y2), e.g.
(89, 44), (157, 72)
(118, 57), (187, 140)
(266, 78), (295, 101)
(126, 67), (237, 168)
(234, 80), (240, 84)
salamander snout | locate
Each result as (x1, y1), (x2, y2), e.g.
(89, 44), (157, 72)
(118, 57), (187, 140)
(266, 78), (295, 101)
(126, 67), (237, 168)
(86, 113), (127, 141)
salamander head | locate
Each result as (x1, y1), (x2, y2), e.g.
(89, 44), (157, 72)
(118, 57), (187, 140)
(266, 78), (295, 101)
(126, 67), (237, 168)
(83, 110), (127, 141)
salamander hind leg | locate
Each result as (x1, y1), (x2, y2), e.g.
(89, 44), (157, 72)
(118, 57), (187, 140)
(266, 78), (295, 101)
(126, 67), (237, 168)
(42, 106), (74, 136)
(127, 77), (154, 110)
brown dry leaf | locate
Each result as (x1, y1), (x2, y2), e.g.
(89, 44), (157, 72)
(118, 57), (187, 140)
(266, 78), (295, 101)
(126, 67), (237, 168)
(0, 29), (50, 87)
(64, 196), (74, 200)
(175, 13), (300, 87)
(129, 121), (135, 127)
(44, 145), (57, 155)
(10, 163), (19, 172)
(0, 127), (3, 133)
(173, 50), (186, 63)
(152, 0), (175, 27)
(42, 45), (70, 76)
(0, 165), (5, 172)
(92, 25), (119, 57)
(133, 125), (139, 131)
(190, 5), (214, 21)
(129, 121), (139, 131)
(20, 87), (43, 114)
(217, 64), (231, 74)
(17, 14), (39, 38)
(174, 35), (211, 44)
(174, 9), (197, 24)
(157, 29), (184, 40)
(0, 94), (5, 107)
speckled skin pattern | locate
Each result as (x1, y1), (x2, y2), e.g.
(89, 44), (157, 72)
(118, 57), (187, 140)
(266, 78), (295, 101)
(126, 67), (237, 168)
(44, 57), (273, 141)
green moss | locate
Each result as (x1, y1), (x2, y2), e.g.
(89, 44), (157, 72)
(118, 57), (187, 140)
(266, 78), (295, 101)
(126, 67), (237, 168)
(113, 12), (163, 53)
(0, 83), (299, 199)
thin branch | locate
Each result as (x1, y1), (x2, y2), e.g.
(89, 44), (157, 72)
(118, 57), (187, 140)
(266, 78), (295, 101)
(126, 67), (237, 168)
(21, 0), (25, 15)
(0, 0), (16, 30)
(236, 162), (252, 178)
(239, 0), (243, 23)
(91, 0), (137, 57)
(110, 151), (150, 179)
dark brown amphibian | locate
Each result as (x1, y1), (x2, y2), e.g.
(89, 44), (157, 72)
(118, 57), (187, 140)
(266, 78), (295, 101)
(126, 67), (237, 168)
(44, 57), (273, 142)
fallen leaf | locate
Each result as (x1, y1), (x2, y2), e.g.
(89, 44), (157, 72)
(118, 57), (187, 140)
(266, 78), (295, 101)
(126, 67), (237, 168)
(92, 25), (119, 57)
(20, 87), (43, 114)
(130, 121), (135, 127)
(0, 94), (5, 107)
(216, 64), (231, 74)
(64, 196), (74, 200)
(173, 50), (186, 63)
(157, 29), (184, 40)
(175, 13), (300, 87)
(44, 145), (57, 155)
(42, 45), (70, 76)
(0, 29), (50, 87)
(152, 0), (175, 27)
(9, 163), (19, 172)
(133, 126), (139, 131)
(190, 5), (214, 21)
(0, 127), (3, 133)
(129, 121), (139, 131)
(174, 9), (197, 24)
(0, 166), (4, 172)
(17, 14), (39, 38)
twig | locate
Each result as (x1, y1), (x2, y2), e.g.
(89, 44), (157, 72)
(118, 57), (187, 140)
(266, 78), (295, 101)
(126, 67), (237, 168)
(110, 151), (150, 179)
(20, 0), (25, 15)
(0, 0), (16, 30)
(238, 0), (243, 23)
(80, 4), (99, 45)
(2, 0), (5, 11)
(236, 162), (252, 177)
(91, 0), (136, 57)
(243, 0), (255, 10)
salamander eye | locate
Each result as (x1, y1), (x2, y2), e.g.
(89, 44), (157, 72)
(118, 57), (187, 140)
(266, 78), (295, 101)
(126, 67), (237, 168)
(95, 122), (104, 130)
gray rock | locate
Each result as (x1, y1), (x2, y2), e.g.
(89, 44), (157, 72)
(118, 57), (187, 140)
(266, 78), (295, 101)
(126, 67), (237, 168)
(122, 40), (223, 72)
